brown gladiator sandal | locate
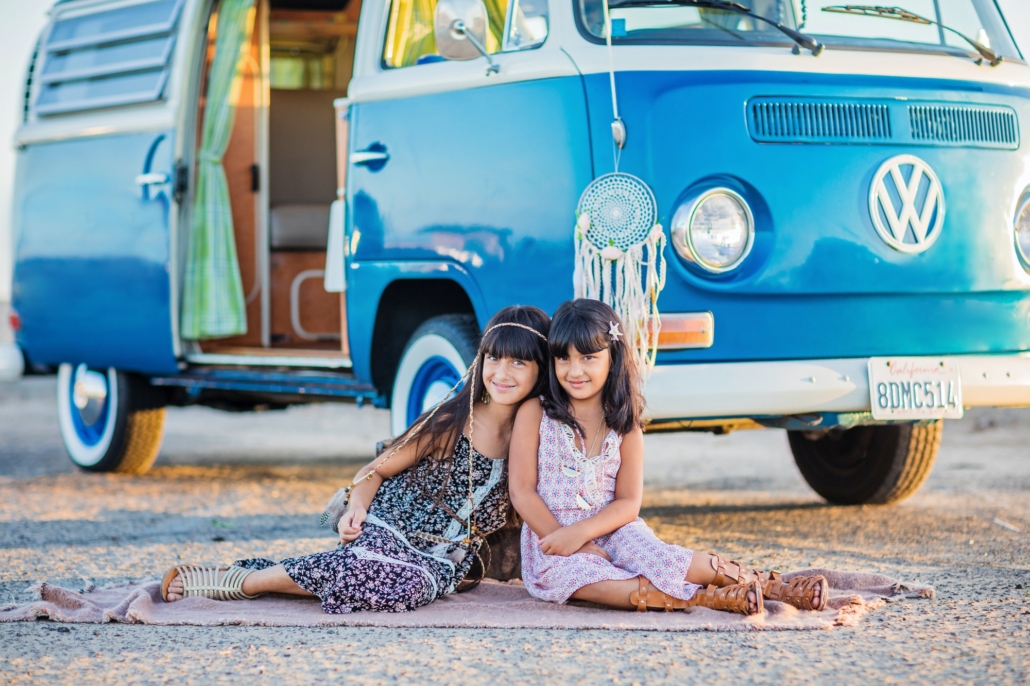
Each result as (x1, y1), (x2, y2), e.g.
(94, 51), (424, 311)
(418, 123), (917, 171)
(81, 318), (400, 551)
(762, 574), (828, 611)
(709, 554), (828, 612)
(629, 576), (763, 616)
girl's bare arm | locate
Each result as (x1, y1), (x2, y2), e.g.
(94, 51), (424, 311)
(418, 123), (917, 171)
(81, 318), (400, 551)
(508, 399), (564, 539)
(339, 431), (430, 542)
(537, 427), (644, 555)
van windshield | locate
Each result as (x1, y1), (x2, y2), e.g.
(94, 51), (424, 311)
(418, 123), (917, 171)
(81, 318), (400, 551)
(575, 0), (1021, 60)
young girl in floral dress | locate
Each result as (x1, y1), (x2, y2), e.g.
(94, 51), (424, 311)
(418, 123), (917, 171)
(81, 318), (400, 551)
(162, 305), (550, 613)
(510, 299), (827, 614)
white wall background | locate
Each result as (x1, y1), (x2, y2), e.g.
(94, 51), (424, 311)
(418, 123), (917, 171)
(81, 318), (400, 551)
(0, 1), (1027, 306)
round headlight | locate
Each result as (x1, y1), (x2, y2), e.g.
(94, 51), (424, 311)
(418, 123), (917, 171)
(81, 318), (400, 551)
(1015, 194), (1030, 267)
(671, 189), (754, 273)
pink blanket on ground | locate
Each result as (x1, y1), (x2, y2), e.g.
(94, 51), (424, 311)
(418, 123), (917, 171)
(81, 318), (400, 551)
(0, 569), (932, 631)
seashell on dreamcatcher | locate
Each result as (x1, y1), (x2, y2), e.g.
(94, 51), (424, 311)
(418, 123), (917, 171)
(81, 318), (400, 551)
(574, 172), (667, 376)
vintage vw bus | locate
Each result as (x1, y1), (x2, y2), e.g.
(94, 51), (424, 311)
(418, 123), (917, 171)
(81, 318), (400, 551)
(8, 0), (1030, 503)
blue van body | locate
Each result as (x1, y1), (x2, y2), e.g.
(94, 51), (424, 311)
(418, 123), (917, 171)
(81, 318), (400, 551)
(16, 70), (1030, 376)
(345, 69), (1030, 371)
(8, 0), (1030, 497)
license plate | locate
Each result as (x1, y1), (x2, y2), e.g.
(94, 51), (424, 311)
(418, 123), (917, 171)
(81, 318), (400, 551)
(868, 357), (963, 420)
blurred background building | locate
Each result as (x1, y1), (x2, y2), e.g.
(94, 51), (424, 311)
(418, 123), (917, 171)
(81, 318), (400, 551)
(0, 0), (1028, 344)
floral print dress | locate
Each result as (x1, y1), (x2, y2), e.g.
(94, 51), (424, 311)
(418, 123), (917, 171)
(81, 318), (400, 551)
(520, 413), (701, 604)
(236, 434), (509, 613)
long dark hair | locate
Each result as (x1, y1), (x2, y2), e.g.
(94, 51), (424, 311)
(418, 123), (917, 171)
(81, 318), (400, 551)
(396, 305), (551, 467)
(542, 299), (643, 437)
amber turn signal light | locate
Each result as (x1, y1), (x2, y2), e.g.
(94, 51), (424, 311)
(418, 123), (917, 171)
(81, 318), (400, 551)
(653, 312), (714, 350)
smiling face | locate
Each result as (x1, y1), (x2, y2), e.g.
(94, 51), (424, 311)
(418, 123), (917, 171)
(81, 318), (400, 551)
(481, 354), (540, 407)
(554, 345), (611, 402)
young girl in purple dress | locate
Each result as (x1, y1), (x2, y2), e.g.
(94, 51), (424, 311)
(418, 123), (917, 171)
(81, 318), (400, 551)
(161, 305), (550, 613)
(510, 299), (828, 614)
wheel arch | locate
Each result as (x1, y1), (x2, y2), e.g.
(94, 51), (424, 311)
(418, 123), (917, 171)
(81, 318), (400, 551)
(369, 277), (479, 396)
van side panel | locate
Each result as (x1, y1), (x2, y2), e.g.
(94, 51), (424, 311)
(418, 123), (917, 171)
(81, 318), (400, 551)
(12, 131), (178, 374)
(347, 76), (593, 381)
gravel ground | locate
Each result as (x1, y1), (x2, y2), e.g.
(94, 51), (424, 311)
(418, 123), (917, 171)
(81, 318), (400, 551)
(1, 376), (1029, 684)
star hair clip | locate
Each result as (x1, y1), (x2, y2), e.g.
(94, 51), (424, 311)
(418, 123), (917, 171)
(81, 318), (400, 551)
(608, 321), (623, 342)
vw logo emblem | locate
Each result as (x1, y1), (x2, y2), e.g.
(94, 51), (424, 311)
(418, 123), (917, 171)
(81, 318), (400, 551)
(868, 154), (945, 254)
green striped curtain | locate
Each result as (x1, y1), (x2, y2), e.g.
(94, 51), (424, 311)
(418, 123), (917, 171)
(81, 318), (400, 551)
(180, 0), (256, 339)
(483, 0), (508, 50)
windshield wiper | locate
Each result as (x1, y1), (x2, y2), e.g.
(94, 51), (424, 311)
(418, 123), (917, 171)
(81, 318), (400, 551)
(607, 0), (825, 56)
(822, 5), (1002, 66)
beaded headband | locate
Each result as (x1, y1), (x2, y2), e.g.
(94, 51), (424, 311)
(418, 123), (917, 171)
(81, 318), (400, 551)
(482, 321), (547, 341)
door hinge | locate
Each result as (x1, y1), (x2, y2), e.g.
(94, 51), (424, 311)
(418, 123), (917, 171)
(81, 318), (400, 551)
(250, 163), (260, 192)
(173, 161), (189, 204)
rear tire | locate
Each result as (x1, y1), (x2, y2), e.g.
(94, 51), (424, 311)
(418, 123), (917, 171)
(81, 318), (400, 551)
(390, 315), (479, 436)
(57, 364), (166, 474)
(788, 422), (941, 505)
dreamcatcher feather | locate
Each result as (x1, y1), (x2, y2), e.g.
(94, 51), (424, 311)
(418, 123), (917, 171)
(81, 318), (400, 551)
(574, 173), (667, 376)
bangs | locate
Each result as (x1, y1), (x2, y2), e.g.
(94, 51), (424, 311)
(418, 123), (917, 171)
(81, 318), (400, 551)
(548, 313), (608, 358)
(482, 327), (545, 362)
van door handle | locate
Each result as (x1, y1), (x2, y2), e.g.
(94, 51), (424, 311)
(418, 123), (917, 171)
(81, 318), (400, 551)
(136, 172), (169, 186)
(350, 143), (389, 171)
(349, 151), (388, 165)
(136, 171), (169, 200)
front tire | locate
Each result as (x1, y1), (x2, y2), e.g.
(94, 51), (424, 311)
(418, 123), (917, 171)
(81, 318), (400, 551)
(57, 364), (167, 474)
(390, 315), (479, 436)
(788, 422), (942, 505)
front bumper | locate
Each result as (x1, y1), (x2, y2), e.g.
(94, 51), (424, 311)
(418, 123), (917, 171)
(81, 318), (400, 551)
(644, 354), (1030, 422)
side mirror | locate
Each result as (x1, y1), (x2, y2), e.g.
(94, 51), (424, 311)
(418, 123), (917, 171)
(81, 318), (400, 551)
(434, 0), (500, 74)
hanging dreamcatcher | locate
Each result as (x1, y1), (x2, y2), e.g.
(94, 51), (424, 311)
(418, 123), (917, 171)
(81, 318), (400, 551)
(574, 174), (666, 374)
(573, 0), (667, 376)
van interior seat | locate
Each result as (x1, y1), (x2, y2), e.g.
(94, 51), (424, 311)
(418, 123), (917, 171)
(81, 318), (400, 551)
(269, 88), (345, 251)
(270, 204), (332, 249)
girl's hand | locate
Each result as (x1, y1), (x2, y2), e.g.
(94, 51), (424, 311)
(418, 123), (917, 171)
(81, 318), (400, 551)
(575, 541), (611, 562)
(539, 526), (587, 557)
(339, 507), (367, 544)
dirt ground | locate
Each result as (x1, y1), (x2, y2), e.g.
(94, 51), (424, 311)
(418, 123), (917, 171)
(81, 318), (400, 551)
(1, 375), (1029, 684)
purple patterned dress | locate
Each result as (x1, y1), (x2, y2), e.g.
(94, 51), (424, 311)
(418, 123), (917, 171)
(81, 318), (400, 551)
(520, 413), (701, 604)
(237, 435), (508, 613)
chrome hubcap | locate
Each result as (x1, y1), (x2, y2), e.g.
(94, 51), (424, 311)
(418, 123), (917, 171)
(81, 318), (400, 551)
(422, 379), (455, 412)
(73, 364), (108, 425)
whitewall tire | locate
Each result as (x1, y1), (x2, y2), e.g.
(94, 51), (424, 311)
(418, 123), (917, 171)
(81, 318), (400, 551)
(390, 315), (479, 437)
(56, 363), (167, 474)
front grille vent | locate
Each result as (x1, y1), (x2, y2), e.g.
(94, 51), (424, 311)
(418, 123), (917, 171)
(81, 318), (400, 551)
(749, 100), (892, 142)
(908, 105), (1018, 148)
